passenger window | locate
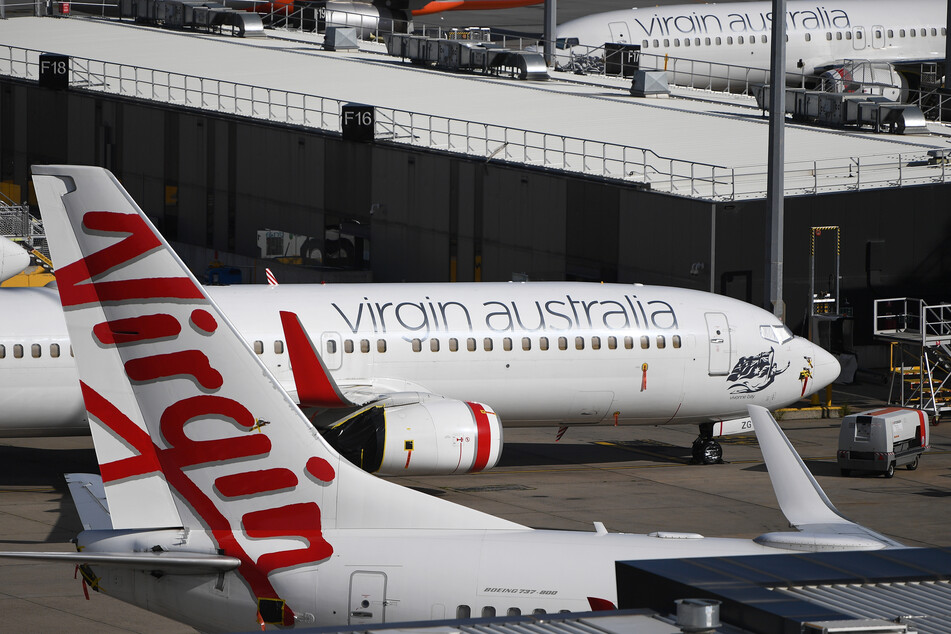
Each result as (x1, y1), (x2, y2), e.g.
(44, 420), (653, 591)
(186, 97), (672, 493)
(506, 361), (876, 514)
(456, 606), (471, 619)
(14, 344), (23, 359)
(760, 35), (766, 43)
(672, 335), (681, 349)
(575, 336), (584, 350)
(274, 340), (284, 354)
(624, 335), (633, 349)
(641, 40), (648, 48)
(805, 33), (811, 42)
(467, 337), (476, 352)
(430, 338), (439, 352)
(663, 38), (670, 47)
(51, 343), (60, 358)
(539, 336), (549, 351)
(484, 338), (493, 352)
(738, 36), (744, 44)
(826, 32), (833, 40)
(482, 606), (496, 618)
(70, 346), (74, 357)
(640, 335), (650, 350)
(694, 37), (700, 46)
(254, 340), (264, 355)
(683, 38), (690, 47)
(875, 29), (882, 38)
(887, 29), (894, 38)
(449, 338), (458, 352)
(727, 36), (733, 44)
(533, 608), (547, 615)
(591, 336), (601, 350)
(855, 30), (862, 39)
(377, 339), (387, 353)
(344, 340), (354, 354)
(921, 28), (927, 36)
(0, 344), (4, 359)
(674, 38), (680, 47)
(837, 31), (843, 40)
(325, 340), (335, 354)
(656, 335), (666, 349)
(943, 28), (947, 36)
(507, 608), (521, 616)
(558, 336), (567, 351)
(503, 337), (512, 351)
(521, 337), (531, 351)
(715, 36), (721, 45)
(32, 343), (41, 358)
(360, 339), (370, 353)
(608, 336), (617, 350)
(412, 338), (422, 352)
(704, 37), (710, 45)
(653, 39), (659, 47)
(899, 29), (905, 37)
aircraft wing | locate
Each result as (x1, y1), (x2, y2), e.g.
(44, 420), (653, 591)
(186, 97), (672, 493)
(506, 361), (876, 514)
(749, 405), (903, 551)
(0, 550), (241, 574)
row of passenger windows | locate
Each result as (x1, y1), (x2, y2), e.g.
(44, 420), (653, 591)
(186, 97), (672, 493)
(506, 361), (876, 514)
(252, 334), (683, 357)
(640, 27), (946, 49)
(0, 343), (69, 359)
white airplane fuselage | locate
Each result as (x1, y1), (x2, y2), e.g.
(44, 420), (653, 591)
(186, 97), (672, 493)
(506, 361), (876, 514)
(557, 0), (944, 94)
(0, 283), (836, 437)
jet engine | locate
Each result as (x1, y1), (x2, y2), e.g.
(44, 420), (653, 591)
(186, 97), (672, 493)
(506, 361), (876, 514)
(820, 61), (908, 102)
(320, 397), (503, 475)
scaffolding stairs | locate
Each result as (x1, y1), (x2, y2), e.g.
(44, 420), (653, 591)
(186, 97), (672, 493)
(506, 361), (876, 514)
(875, 297), (951, 420)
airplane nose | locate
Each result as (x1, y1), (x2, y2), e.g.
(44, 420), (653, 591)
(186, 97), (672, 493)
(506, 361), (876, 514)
(806, 341), (841, 394)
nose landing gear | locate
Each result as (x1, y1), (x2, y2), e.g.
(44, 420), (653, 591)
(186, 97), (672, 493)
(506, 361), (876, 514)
(691, 422), (724, 465)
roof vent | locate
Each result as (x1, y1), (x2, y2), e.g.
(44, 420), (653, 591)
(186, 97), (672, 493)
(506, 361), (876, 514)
(675, 598), (720, 633)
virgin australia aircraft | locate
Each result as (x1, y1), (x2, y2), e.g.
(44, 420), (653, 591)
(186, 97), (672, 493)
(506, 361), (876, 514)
(557, 0), (945, 99)
(0, 175), (839, 468)
(0, 164), (899, 632)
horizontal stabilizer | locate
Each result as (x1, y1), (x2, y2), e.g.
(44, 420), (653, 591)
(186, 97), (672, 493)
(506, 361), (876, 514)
(66, 474), (112, 531)
(0, 550), (241, 574)
(748, 405), (902, 550)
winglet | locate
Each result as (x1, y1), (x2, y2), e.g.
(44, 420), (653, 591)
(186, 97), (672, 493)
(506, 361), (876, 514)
(749, 405), (902, 551)
(279, 311), (356, 408)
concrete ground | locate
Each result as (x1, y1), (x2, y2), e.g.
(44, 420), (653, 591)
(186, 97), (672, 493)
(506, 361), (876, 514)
(1, 381), (949, 633)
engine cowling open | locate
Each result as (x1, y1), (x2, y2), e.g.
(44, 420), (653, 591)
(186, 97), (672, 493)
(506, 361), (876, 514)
(320, 398), (503, 475)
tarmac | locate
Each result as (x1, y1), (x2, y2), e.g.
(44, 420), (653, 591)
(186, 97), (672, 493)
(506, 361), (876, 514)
(1, 377), (949, 633)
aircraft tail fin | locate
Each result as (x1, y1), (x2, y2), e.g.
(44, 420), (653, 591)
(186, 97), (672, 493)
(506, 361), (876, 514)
(748, 405), (902, 551)
(31, 164), (520, 586)
(280, 310), (358, 408)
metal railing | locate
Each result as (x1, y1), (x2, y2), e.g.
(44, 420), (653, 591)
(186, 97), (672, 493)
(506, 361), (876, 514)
(4, 39), (951, 201)
(875, 298), (951, 345)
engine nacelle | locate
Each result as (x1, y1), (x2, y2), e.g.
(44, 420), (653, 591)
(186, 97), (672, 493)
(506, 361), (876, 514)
(320, 398), (503, 475)
(820, 62), (908, 102)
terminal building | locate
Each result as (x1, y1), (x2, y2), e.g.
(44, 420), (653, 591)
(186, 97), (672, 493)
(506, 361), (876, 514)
(1, 11), (950, 365)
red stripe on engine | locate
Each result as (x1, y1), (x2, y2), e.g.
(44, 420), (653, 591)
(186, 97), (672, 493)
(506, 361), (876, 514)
(468, 402), (491, 472)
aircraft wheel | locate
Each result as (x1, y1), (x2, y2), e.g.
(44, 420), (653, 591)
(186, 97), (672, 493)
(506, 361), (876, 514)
(884, 462), (895, 478)
(907, 455), (920, 471)
(698, 439), (723, 465)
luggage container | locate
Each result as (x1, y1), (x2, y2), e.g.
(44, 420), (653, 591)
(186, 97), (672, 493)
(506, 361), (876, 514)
(837, 407), (929, 477)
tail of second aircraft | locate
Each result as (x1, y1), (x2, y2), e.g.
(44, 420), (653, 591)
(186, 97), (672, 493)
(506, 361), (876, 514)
(31, 165), (520, 622)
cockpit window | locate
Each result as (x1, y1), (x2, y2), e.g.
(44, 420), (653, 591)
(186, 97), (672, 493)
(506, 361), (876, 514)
(760, 325), (794, 344)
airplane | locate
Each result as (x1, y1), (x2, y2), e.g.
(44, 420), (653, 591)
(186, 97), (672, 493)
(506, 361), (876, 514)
(555, 0), (946, 100)
(0, 270), (840, 468)
(0, 164), (900, 632)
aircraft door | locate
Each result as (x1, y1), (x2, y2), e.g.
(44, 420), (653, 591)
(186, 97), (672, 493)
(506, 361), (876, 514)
(852, 26), (866, 51)
(348, 571), (387, 624)
(871, 25), (885, 49)
(608, 21), (630, 43)
(320, 331), (343, 370)
(705, 312), (731, 376)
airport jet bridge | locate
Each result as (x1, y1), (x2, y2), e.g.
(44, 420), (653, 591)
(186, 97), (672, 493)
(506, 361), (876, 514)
(875, 297), (951, 419)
